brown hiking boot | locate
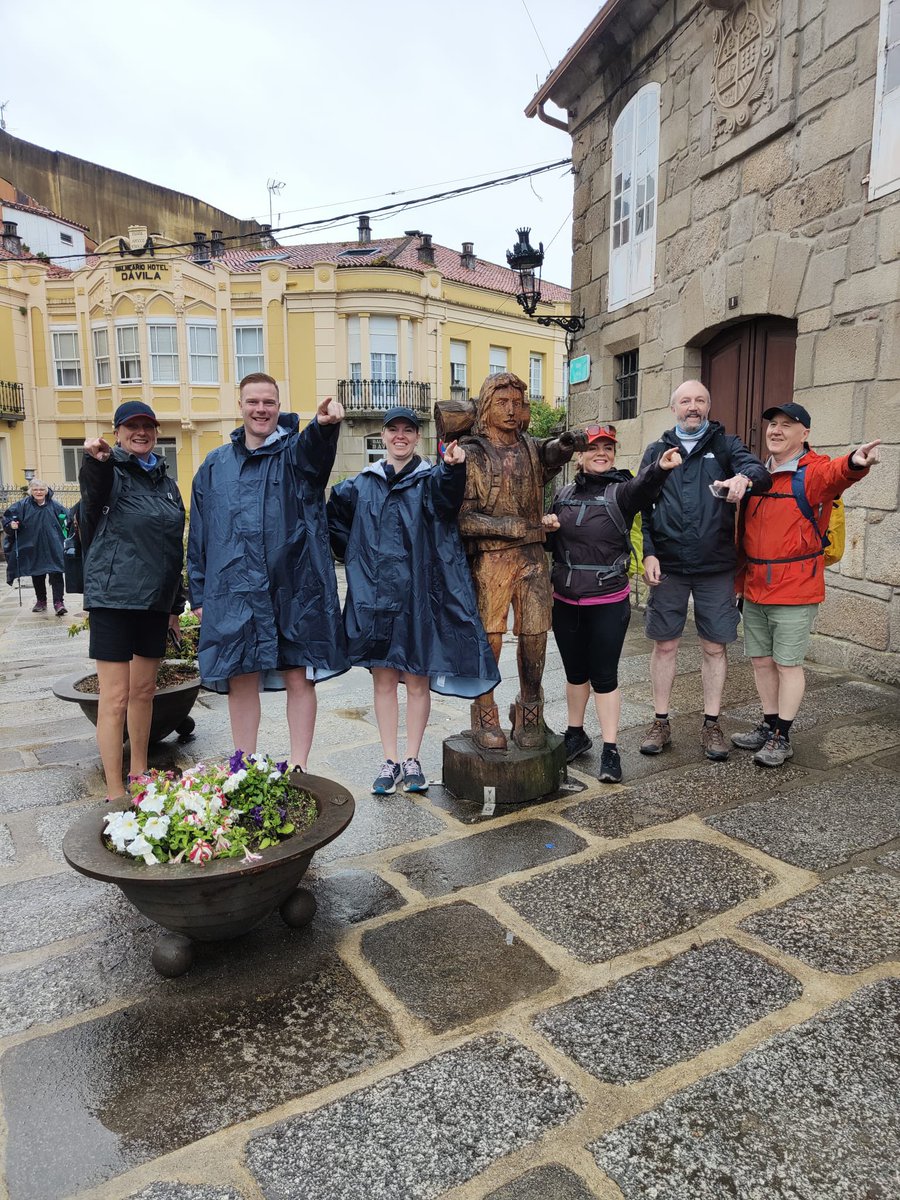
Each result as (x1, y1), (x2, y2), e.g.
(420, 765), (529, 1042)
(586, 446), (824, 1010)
(470, 701), (507, 751)
(640, 718), (671, 755)
(510, 694), (546, 751)
(700, 720), (729, 761)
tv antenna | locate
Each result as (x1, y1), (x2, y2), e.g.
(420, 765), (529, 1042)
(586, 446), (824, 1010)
(267, 178), (286, 228)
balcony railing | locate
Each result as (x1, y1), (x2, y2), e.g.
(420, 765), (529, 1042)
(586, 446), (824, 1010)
(337, 379), (431, 415)
(0, 381), (25, 422)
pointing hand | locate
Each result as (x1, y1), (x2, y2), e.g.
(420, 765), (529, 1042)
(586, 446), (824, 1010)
(316, 396), (345, 425)
(443, 440), (466, 466)
(659, 448), (683, 471)
(84, 436), (112, 462)
(851, 440), (881, 468)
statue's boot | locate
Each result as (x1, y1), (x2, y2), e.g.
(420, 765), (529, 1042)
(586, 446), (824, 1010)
(470, 701), (508, 751)
(510, 692), (547, 750)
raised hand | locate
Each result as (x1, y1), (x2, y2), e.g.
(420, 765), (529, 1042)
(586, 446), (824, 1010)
(316, 396), (344, 425)
(443, 439), (466, 466)
(851, 440), (881, 468)
(84, 436), (112, 461)
(659, 447), (683, 471)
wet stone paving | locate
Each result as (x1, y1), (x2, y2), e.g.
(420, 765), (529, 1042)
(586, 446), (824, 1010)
(0, 579), (899, 1199)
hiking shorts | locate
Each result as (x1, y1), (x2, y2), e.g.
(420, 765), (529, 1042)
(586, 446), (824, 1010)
(742, 600), (817, 666)
(88, 607), (170, 662)
(644, 570), (740, 644)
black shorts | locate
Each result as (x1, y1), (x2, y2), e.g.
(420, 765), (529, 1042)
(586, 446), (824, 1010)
(552, 597), (631, 693)
(88, 607), (169, 662)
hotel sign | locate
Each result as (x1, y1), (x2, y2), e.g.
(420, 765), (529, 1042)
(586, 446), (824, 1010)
(114, 261), (171, 284)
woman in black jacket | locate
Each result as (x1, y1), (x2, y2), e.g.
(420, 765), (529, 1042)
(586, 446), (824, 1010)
(79, 401), (185, 802)
(3, 479), (68, 614)
(543, 424), (682, 782)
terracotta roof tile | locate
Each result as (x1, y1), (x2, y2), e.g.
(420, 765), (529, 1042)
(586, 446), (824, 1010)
(217, 236), (571, 301)
(1, 198), (90, 233)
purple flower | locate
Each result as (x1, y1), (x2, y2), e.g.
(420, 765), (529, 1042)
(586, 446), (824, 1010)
(229, 749), (246, 773)
(278, 806), (286, 822)
(250, 805), (264, 827)
(275, 760), (289, 775)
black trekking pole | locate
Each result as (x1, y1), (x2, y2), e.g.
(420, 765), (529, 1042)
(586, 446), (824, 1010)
(13, 527), (22, 606)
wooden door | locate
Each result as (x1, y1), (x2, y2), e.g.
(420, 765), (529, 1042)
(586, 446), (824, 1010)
(701, 318), (797, 458)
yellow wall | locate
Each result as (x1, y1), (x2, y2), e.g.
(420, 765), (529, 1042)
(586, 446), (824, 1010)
(11, 234), (570, 503)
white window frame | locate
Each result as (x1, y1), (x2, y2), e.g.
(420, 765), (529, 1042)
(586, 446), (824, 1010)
(115, 322), (142, 384)
(529, 352), (544, 399)
(51, 327), (82, 388)
(608, 82), (660, 313)
(489, 345), (508, 375)
(148, 320), (180, 384)
(60, 231), (74, 246)
(234, 322), (265, 381)
(870, 0), (900, 199)
(156, 437), (179, 481)
(187, 320), (219, 385)
(92, 326), (111, 386)
(61, 438), (83, 483)
(450, 339), (468, 392)
(365, 434), (384, 464)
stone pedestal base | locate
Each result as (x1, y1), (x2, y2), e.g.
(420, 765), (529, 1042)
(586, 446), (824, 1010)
(442, 731), (567, 806)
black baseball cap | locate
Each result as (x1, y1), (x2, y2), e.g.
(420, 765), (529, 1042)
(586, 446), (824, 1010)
(381, 406), (420, 429)
(114, 400), (159, 427)
(763, 402), (811, 427)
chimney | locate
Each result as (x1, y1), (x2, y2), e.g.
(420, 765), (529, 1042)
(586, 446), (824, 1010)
(417, 232), (434, 265)
(357, 214), (372, 244)
(461, 241), (475, 270)
(210, 229), (225, 257)
(193, 231), (210, 264)
(259, 223), (275, 249)
(2, 220), (21, 254)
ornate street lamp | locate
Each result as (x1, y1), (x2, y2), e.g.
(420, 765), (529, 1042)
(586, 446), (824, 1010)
(506, 227), (585, 334)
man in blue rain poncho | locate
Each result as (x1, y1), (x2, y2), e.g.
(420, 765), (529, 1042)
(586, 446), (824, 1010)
(188, 373), (348, 769)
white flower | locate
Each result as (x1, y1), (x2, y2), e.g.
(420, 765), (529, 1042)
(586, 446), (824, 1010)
(143, 815), (170, 839)
(184, 794), (209, 816)
(106, 811), (140, 841)
(127, 833), (159, 865)
(222, 769), (247, 794)
(139, 792), (165, 815)
(268, 771), (281, 782)
(207, 795), (224, 815)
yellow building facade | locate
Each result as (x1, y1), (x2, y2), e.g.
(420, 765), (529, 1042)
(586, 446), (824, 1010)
(0, 226), (572, 499)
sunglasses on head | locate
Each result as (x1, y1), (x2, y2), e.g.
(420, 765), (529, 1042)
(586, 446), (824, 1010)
(583, 424), (617, 442)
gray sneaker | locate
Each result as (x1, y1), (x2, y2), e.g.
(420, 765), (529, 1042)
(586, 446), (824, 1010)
(640, 719), (671, 755)
(753, 734), (794, 768)
(700, 721), (729, 761)
(731, 721), (773, 751)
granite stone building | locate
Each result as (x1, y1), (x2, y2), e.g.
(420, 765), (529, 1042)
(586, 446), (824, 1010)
(527, 0), (900, 682)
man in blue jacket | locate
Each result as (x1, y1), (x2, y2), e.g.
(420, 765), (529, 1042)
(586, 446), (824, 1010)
(638, 380), (771, 761)
(188, 373), (348, 771)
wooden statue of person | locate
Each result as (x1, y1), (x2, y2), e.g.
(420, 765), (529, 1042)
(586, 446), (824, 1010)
(459, 372), (577, 750)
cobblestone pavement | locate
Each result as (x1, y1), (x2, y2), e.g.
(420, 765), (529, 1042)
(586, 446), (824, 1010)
(1, 579), (898, 1200)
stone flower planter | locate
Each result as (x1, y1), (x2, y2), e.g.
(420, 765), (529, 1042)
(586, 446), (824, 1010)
(63, 771), (355, 976)
(53, 665), (201, 742)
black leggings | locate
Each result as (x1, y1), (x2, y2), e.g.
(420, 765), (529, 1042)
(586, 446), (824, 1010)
(552, 597), (631, 693)
(32, 573), (64, 604)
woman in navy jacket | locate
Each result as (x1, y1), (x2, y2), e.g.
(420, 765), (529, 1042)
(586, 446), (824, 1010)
(327, 406), (499, 795)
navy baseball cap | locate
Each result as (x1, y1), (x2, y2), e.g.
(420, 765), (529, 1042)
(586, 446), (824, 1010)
(114, 400), (159, 427)
(763, 402), (811, 427)
(381, 406), (420, 429)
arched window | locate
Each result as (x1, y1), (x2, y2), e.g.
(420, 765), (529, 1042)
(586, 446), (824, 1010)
(608, 82), (660, 312)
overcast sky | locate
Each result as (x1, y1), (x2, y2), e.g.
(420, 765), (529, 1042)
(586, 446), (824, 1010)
(3, 0), (602, 286)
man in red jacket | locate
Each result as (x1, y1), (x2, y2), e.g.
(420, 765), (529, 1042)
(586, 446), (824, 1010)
(734, 402), (881, 766)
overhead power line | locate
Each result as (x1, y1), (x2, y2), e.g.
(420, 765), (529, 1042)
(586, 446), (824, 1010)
(8, 159), (573, 265)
